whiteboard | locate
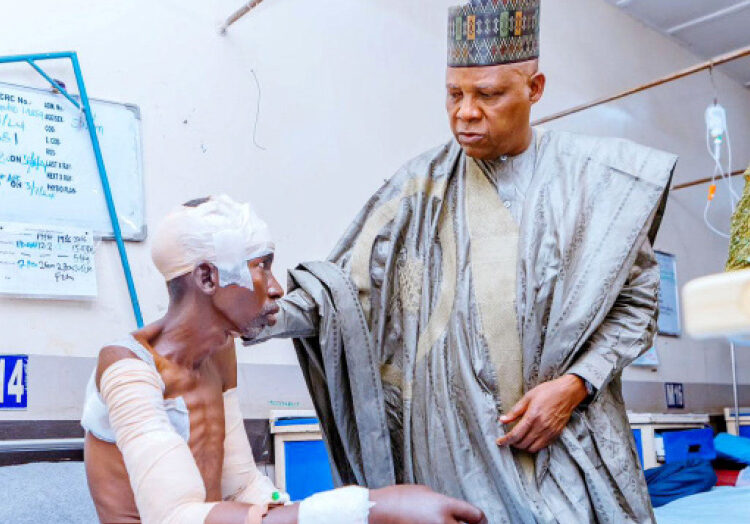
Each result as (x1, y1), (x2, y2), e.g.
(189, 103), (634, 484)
(0, 82), (145, 240)
(0, 222), (97, 299)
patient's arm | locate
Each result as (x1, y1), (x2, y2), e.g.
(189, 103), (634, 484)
(258, 485), (487, 524)
(99, 356), (266, 524)
(215, 383), (485, 523)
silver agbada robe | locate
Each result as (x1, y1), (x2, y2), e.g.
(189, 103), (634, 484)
(251, 129), (677, 523)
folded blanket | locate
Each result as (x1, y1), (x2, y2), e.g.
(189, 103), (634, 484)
(645, 459), (717, 507)
(715, 433), (750, 465)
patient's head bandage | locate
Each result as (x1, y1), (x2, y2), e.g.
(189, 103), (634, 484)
(151, 195), (273, 290)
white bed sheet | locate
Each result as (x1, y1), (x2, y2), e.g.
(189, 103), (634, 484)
(654, 486), (750, 524)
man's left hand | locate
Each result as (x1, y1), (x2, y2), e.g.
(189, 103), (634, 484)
(495, 374), (588, 453)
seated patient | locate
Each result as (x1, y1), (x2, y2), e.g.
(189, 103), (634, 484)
(82, 195), (485, 524)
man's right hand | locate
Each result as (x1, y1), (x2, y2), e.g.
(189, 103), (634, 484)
(369, 485), (487, 524)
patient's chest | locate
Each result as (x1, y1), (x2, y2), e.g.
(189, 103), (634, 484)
(159, 357), (227, 501)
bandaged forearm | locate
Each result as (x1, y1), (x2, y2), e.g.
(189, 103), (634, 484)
(298, 486), (373, 524)
(222, 388), (283, 506)
(100, 359), (219, 524)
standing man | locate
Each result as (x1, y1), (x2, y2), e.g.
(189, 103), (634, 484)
(250, 1), (676, 522)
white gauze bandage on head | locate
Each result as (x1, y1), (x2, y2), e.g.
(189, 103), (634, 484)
(298, 486), (374, 524)
(151, 195), (274, 290)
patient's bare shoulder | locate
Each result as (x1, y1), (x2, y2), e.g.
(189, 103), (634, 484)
(95, 345), (139, 391)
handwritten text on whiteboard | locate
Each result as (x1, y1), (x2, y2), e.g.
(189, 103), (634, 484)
(0, 222), (97, 298)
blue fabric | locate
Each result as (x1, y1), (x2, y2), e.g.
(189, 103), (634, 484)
(633, 428), (644, 468)
(662, 428), (716, 463)
(714, 433), (750, 465)
(654, 486), (750, 524)
(645, 459), (717, 507)
(275, 418), (320, 426)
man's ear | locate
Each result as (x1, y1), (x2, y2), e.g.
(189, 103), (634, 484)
(193, 262), (219, 295)
(529, 72), (546, 104)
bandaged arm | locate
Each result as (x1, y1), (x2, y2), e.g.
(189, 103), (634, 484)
(567, 237), (660, 402)
(222, 388), (282, 505)
(222, 388), (373, 523)
(222, 390), (374, 523)
(101, 359), (264, 524)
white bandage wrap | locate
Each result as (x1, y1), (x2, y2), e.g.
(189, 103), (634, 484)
(221, 388), (284, 506)
(100, 359), (218, 524)
(151, 194), (274, 290)
(298, 486), (373, 524)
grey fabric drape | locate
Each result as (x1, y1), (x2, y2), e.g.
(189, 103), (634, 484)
(250, 130), (677, 523)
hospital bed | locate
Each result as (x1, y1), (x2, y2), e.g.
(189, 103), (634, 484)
(655, 485), (750, 524)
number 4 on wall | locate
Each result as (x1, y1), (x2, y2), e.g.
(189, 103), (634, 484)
(0, 355), (28, 409)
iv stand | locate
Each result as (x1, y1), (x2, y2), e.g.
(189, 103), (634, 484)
(730, 342), (741, 433)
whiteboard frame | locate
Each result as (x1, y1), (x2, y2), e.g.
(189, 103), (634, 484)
(0, 80), (147, 242)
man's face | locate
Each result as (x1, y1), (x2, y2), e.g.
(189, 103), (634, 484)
(213, 253), (283, 339)
(445, 61), (544, 160)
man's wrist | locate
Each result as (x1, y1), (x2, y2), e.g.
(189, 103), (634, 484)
(567, 373), (596, 408)
(563, 374), (592, 406)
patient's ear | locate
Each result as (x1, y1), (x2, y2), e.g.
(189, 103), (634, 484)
(193, 263), (219, 295)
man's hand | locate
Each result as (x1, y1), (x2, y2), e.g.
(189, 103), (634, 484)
(495, 374), (588, 453)
(369, 485), (487, 524)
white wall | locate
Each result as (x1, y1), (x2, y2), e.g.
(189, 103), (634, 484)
(1, 0), (749, 419)
(534, 0), (750, 389)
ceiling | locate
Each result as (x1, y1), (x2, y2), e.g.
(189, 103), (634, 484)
(604, 0), (750, 87)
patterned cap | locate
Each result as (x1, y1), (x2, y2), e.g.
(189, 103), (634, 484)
(448, 0), (540, 67)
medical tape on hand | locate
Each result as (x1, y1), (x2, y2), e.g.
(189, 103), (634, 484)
(297, 486), (373, 524)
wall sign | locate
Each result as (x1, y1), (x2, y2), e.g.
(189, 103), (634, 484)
(0, 222), (96, 299)
(665, 382), (685, 409)
(0, 355), (27, 409)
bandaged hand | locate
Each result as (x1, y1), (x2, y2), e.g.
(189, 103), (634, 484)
(495, 374), (588, 453)
(288, 485), (485, 524)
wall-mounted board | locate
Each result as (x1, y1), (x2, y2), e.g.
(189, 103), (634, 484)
(655, 250), (680, 337)
(0, 222), (96, 299)
(0, 81), (145, 240)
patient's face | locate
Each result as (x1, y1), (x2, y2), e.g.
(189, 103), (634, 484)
(213, 253), (283, 339)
